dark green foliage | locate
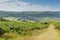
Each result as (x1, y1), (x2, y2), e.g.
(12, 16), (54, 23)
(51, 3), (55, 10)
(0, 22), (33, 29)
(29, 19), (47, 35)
(0, 18), (8, 21)
(0, 20), (49, 35)
(54, 22), (60, 30)
(0, 28), (5, 37)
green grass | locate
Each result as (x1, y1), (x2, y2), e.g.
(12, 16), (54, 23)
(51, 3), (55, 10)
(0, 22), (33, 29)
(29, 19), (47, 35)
(0, 19), (49, 40)
(51, 21), (60, 30)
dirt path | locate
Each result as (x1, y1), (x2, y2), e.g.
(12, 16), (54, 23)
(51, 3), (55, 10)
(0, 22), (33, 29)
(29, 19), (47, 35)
(24, 24), (60, 40)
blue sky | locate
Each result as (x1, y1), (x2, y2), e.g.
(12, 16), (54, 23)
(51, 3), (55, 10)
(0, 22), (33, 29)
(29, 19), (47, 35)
(0, 0), (60, 11)
(21, 0), (60, 8)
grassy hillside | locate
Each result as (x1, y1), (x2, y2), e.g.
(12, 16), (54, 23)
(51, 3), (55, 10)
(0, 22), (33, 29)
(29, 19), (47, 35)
(0, 11), (60, 40)
(0, 18), (49, 40)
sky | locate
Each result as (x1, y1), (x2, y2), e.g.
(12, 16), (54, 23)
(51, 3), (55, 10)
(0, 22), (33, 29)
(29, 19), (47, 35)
(0, 0), (60, 11)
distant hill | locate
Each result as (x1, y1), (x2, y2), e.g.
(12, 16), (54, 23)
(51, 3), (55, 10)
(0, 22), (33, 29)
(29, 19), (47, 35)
(0, 11), (60, 21)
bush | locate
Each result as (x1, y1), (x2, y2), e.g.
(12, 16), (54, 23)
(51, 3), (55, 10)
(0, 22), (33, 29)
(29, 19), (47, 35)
(0, 20), (49, 35)
(0, 28), (5, 37)
(54, 22), (60, 30)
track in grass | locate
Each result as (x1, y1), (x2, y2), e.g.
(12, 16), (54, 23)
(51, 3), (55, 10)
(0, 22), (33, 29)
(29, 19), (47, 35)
(24, 24), (60, 40)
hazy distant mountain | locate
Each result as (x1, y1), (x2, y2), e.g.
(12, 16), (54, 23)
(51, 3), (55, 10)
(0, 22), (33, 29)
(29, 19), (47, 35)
(0, 11), (60, 21)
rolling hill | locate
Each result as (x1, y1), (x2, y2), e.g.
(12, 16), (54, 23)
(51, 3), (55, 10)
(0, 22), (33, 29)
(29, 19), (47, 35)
(0, 11), (60, 21)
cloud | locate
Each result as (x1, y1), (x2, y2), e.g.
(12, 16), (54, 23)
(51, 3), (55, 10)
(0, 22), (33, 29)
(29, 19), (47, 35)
(0, 0), (59, 11)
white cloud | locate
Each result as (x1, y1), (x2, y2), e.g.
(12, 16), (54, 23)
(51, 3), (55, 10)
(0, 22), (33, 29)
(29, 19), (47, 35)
(0, 0), (10, 3)
(0, 0), (59, 11)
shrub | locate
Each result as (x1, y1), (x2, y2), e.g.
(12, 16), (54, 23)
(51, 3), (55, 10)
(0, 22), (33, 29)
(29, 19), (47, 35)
(0, 28), (5, 37)
(0, 20), (49, 35)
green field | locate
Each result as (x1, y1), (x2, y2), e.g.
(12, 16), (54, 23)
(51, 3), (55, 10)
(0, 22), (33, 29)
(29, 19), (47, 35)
(0, 19), (49, 40)
(53, 22), (60, 30)
(0, 18), (60, 40)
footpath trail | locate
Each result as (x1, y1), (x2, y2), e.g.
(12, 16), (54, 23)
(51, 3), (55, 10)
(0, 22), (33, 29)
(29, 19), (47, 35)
(25, 24), (60, 40)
